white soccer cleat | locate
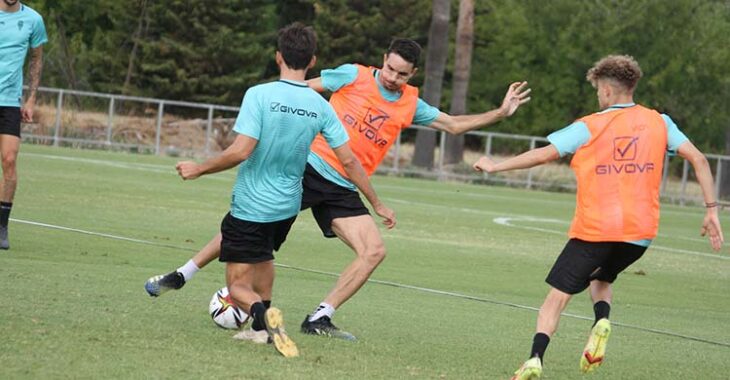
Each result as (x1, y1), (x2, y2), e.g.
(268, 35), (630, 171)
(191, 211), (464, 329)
(233, 328), (269, 344)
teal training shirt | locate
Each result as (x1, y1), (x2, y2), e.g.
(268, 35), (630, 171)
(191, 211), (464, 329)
(308, 63), (441, 190)
(0, 4), (47, 107)
(230, 80), (349, 222)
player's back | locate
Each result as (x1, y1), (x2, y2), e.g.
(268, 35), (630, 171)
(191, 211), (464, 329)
(231, 80), (343, 223)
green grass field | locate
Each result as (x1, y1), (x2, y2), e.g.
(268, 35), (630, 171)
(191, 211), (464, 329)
(1, 144), (728, 379)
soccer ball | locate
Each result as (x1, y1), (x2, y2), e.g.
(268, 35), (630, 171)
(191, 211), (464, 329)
(209, 287), (249, 329)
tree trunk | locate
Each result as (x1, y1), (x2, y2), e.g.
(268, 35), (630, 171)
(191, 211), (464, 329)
(720, 128), (730, 200)
(53, 13), (78, 91)
(123, 0), (149, 95)
(443, 0), (474, 165)
(411, 0), (451, 169)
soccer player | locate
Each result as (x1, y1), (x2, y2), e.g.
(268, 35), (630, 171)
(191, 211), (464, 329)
(0, 0), (47, 249)
(174, 23), (394, 357)
(472, 55), (725, 379)
(147, 38), (531, 340)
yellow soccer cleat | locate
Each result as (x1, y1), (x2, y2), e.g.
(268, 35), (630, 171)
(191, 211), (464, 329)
(581, 318), (612, 373)
(511, 357), (542, 380)
(265, 307), (299, 358)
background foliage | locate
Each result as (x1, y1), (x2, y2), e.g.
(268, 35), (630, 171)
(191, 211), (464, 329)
(27, 0), (730, 153)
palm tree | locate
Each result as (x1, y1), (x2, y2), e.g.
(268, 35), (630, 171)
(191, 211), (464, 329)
(412, 0), (451, 169)
(443, 0), (474, 165)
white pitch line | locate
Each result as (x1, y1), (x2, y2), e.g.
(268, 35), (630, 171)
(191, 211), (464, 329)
(24, 151), (719, 219)
(21, 152), (727, 256)
(24, 152), (235, 182)
(493, 216), (729, 260)
(11, 218), (197, 252)
(12, 216), (730, 348)
(388, 197), (722, 247)
(378, 183), (714, 217)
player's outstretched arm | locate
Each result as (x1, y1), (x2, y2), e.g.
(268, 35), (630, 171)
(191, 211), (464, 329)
(473, 144), (559, 173)
(306, 77), (326, 93)
(332, 144), (396, 229)
(176, 134), (257, 180)
(677, 141), (725, 251)
(429, 81), (531, 135)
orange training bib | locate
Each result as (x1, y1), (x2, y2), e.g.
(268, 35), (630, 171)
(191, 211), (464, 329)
(310, 64), (419, 177)
(568, 105), (667, 242)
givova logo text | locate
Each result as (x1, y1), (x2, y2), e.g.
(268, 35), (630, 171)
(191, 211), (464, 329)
(270, 102), (318, 118)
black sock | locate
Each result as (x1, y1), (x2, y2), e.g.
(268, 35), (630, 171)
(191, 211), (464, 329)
(0, 202), (12, 228)
(250, 302), (267, 331)
(263, 300), (271, 309)
(593, 301), (611, 325)
(530, 333), (550, 362)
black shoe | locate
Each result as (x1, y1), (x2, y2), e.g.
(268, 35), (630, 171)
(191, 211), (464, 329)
(145, 271), (185, 297)
(301, 315), (357, 341)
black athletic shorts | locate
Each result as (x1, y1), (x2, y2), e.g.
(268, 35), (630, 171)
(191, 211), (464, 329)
(301, 163), (370, 238)
(0, 106), (21, 137)
(219, 212), (297, 264)
(545, 238), (647, 294)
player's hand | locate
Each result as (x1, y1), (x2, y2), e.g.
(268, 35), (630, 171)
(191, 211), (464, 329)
(498, 81), (531, 118)
(473, 156), (497, 173)
(176, 161), (202, 180)
(701, 208), (724, 251)
(374, 203), (396, 229)
(20, 103), (34, 123)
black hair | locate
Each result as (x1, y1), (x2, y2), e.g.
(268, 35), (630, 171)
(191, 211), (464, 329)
(277, 22), (317, 70)
(386, 38), (422, 68)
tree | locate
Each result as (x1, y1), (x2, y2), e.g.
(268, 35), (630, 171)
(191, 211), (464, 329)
(137, 1), (277, 105)
(122, 0), (150, 95)
(312, 0), (431, 71)
(443, 0), (474, 165)
(722, 129), (730, 200)
(412, 0), (451, 169)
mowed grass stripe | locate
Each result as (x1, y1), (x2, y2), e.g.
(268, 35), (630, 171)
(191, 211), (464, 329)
(0, 144), (727, 379)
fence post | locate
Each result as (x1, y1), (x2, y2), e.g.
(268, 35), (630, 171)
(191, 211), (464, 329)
(392, 127), (401, 173)
(660, 155), (670, 196)
(680, 159), (689, 206)
(106, 96), (115, 146)
(205, 106), (213, 156)
(483, 134), (493, 180)
(437, 131), (446, 179)
(526, 138), (536, 189)
(715, 157), (722, 200)
(155, 101), (164, 155)
(53, 90), (64, 147)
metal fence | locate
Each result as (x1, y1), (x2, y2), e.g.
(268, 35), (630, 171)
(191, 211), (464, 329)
(25, 86), (240, 155)
(24, 86), (730, 205)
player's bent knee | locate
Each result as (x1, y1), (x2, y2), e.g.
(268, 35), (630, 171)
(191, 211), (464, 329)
(2, 155), (16, 170)
(362, 244), (386, 266)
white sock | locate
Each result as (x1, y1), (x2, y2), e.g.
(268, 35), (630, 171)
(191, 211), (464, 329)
(309, 302), (335, 322)
(177, 260), (200, 282)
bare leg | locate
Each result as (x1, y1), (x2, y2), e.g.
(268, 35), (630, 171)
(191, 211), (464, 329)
(253, 260), (274, 301)
(323, 214), (386, 308)
(192, 233), (222, 268)
(145, 234), (222, 296)
(589, 280), (612, 304)
(0, 134), (19, 248)
(536, 287), (573, 337)
(226, 262), (263, 313)
(0, 134), (20, 203)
